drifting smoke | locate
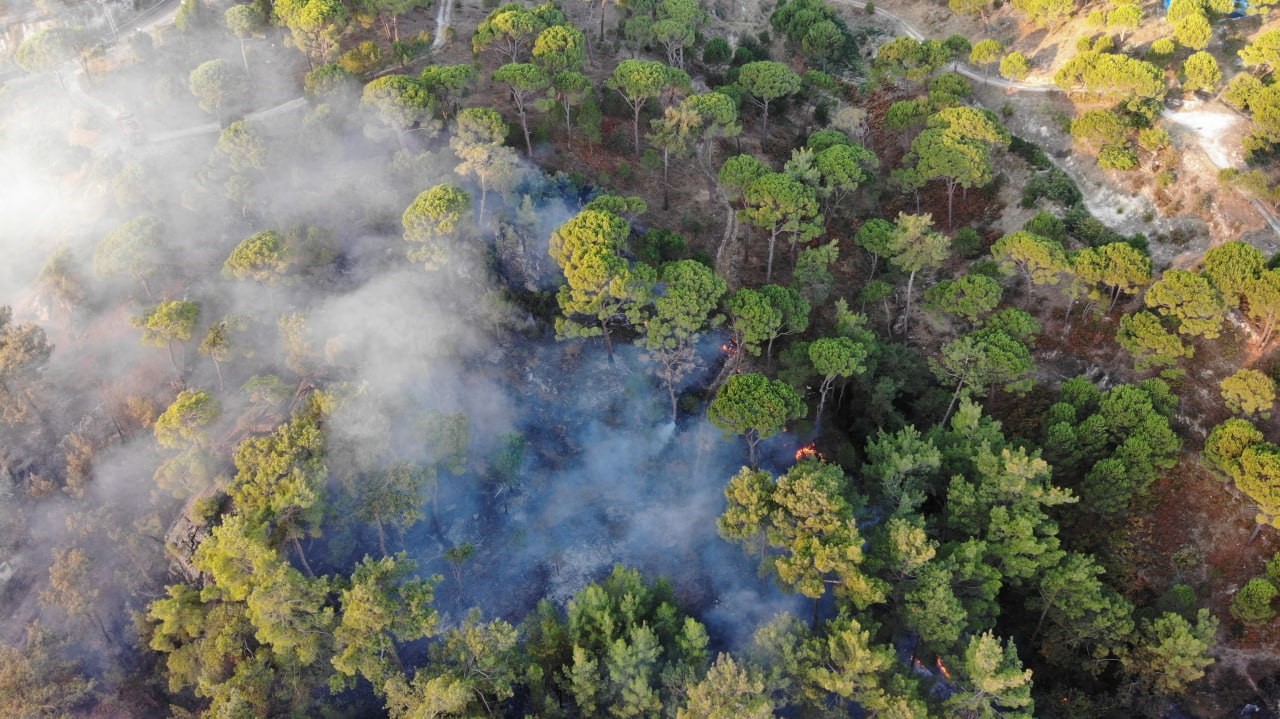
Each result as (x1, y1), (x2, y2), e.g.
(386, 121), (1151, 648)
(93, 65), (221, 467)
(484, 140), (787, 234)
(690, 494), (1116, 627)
(433, 0), (453, 50)
(0, 0), (802, 679)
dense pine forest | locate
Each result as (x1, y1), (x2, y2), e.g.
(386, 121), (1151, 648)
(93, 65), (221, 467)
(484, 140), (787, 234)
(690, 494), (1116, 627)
(2, 0), (1280, 715)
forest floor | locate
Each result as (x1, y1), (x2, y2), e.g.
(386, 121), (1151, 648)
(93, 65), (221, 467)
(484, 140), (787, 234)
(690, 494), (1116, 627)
(822, 3), (1280, 710)
(432, 18), (1280, 711)
(56, 0), (1280, 711)
(1136, 452), (1280, 716)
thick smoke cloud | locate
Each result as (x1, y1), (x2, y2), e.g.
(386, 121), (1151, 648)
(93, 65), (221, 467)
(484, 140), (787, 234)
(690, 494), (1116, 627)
(0, 0), (803, 674)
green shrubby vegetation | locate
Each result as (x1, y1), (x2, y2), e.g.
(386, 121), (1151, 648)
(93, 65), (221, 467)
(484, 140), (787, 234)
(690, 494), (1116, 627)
(14, 0), (1280, 714)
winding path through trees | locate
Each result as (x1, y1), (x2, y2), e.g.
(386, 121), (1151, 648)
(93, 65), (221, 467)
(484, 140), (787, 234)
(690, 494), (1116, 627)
(43, 0), (1280, 241)
(855, 1), (1280, 240)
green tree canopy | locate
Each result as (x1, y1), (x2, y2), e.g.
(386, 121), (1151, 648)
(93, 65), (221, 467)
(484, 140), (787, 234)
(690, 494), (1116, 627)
(807, 128), (851, 153)
(678, 654), (774, 719)
(759, 284), (811, 361)
(873, 36), (951, 84)
(1200, 240), (1265, 308)
(226, 401), (328, 571)
(608, 59), (690, 156)
(216, 120), (267, 173)
(719, 154), (770, 206)
(736, 61), (802, 135)
(1117, 310), (1193, 371)
(542, 69), (592, 142)
(683, 92), (741, 168)
(402, 184), (472, 269)
(493, 62), (550, 157)
(888, 212), (951, 336)
(1203, 418), (1264, 481)
(1231, 577), (1277, 624)
(94, 215), (166, 296)
(772, 0), (851, 70)
(198, 315), (249, 391)
(362, 74), (436, 146)
(133, 299), (200, 377)
(190, 60), (246, 122)
(808, 336), (870, 425)
(1221, 368), (1277, 418)
(651, 0), (705, 69)
(550, 209), (654, 363)
(1109, 3), (1142, 41)
(1074, 242), (1152, 311)
(385, 611), (521, 716)
(854, 217), (895, 279)
(1238, 441), (1280, 528)
(532, 23), (586, 74)
(1027, 551), (1135, 667)
(909, 119), (1001, 230)
(419, 64), (478, 119)
(1174, 12), (1213, 50)
(1000, 51), (1031, 81)
(741, 172), (820, 283)
(1241, 29), (1280, 72)
(1244, 269), (1280, 344)
(1010, 0), (1075, 26)
(970, 39), (1004, 71)
(800, 20), (847, 71)
(1122, 609), (1218, 696)
(638, 259), (726, 419)
(1044, 378), (1181, 515)
(810, 142), (876, 214)
(1144, 269), (1226, 339)
(1054, 51), (1166, 115)
(990, 230), (1067, 298)
(450, 107), (519, 225)
(1070, 109), (1130, 152)
(793, 241), (839, 305)
(225, 4), (266, 69)
(354, 0), (424, 45)
(473, 2), (558, 62)
(925, 274), (1003, 325)
(943, 631), (1034, 719)
(726, 287), (781, 359)
(331, 553), (439, 692)
(275, 0), (350, 65)
(647, 102), (700, 211)
(719, 460), (884, 606)
(1183, 51), (1222, 92)
(709, 373), (806, 466)
(15, 27), (91, 77)
(155, 389), (220, 449)
(224, 230), (289, 282)
(932, 328), (1034, 420)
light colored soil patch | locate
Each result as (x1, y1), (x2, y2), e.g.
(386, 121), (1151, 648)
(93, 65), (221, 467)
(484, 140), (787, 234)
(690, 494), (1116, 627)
(1164, 103), (1248, 170)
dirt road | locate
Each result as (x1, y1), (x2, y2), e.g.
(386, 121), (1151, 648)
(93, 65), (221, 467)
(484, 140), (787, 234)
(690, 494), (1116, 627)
(850, 0), (1280, 246)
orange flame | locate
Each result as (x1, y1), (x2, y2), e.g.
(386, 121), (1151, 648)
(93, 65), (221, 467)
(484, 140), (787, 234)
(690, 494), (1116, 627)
(795, 443), (823, 461)
(936, 657), (952, 681)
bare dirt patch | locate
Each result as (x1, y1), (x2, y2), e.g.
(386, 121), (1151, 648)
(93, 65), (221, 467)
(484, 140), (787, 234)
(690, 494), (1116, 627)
(1132, 456), (1280, 716)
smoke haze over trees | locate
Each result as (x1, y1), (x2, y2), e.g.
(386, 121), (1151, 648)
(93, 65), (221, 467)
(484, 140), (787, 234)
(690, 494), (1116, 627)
(2, 0), (1280, 715)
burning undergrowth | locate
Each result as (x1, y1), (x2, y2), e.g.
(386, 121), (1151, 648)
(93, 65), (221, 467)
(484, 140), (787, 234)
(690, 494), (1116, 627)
(380, 331), (804, 643)
(0, 11), (823, 708)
